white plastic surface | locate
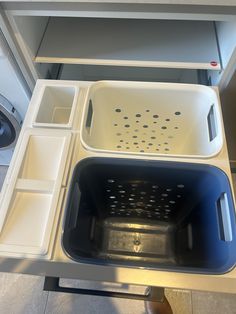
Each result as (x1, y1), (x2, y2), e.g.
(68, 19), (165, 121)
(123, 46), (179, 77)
(0, 192), (52, 254)
(19, 135), (67, 180)
(0, 128), (71, 257)
(33, 85), (78, 128)
(81, 81), (223, 158)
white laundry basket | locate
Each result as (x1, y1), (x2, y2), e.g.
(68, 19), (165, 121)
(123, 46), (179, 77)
(80, 81), (223, 158)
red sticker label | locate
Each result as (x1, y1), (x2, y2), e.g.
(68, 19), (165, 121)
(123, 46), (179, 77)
(210, 61), (218, 67)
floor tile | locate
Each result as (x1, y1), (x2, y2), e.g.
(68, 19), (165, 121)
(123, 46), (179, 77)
(165, 289), (192, 314)
(46, 292), (145, 314)
(46, 292), (146, 314)
(192, 291), (236, 314)
(0, 273), (48, 314)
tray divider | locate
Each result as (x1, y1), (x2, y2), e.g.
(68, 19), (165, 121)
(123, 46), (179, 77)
(15, 179), (55, 194)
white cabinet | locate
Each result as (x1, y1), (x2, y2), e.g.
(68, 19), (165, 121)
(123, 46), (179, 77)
(2, 4), (236, 90)
(1, 1), (236, 293)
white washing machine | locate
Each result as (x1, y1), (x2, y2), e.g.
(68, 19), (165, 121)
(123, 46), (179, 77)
(0, 30), (30, 165)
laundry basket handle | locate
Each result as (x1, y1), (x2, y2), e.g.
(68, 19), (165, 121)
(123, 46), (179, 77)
(85, 99), (93, 134)
(217, 192), (233, 242)
(207, 104), (218, 142)
(67, 183), (81, 230)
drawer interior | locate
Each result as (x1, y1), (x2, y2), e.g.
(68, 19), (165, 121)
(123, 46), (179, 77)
(58, 64), (201, 84)
(35, 18), (220, 70)
(8, 15), (229, 85)
(4, 11), (236, 89)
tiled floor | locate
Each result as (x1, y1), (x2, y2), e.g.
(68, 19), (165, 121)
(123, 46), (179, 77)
(0, 166), (236, 314)
(1, 274), (236, 314)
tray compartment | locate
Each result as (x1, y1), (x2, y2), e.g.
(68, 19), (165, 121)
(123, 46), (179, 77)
(0, 192), (52, 254)
(0, 129), (71, 257)
(81, 81), (223, 158)
(33, 85), (77, 128)
(63, 158), (236, 274)
(18, 135), (67, 180)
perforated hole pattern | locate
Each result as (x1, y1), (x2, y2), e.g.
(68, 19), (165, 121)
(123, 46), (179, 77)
(106, 179), (185, 220)
(113, 108), (182, 154)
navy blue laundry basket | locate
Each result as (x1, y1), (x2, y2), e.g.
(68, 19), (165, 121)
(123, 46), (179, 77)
(63, 157), (236, 274)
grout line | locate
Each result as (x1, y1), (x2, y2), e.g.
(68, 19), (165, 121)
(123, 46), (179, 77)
(43, 288), (50, 314)
(190, 290), (194, 314)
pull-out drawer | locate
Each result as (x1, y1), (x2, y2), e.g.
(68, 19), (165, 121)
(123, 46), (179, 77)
(0, 79), (235, 294)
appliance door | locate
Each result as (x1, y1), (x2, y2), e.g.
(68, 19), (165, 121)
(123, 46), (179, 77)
(0, 31), (29, 164)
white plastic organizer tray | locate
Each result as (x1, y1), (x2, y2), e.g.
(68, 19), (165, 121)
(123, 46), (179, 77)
(0, 128), (71, 258)
(33, 84), (79, 129)
(81, 81), (223, 158)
